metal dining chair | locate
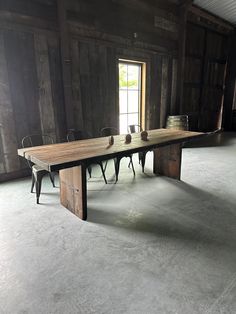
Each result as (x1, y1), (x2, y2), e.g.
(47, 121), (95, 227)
(128, 124), (142, 134)
(128, 124), (148, 173)
(67, 129), (107, 184)
(100, 127), (135, 182)
(21, 134), (56, 204)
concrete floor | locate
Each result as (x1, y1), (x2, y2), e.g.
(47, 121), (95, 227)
(0, 132), (236, 314)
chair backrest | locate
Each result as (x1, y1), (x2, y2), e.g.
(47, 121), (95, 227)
(67, 129), (92, 142)
(128, 124), (143, 133)
(100, 127), (118, 137)
(22, 134), (54, 148)
(21, 134), (54, 168)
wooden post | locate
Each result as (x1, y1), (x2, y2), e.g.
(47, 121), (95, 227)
(57, 0), (74, 130)
(153, 144), (182, 180)
(222, 31), (236, 131)
(60, 165), (87, 220)
(175, 0), (193, 115)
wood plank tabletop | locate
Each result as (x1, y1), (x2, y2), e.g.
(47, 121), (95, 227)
(17, 129), (206, 171)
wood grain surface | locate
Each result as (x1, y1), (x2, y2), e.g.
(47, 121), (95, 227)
(18, 128), (205, 172)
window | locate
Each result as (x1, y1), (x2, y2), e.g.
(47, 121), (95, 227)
(118, 60), (145, 134)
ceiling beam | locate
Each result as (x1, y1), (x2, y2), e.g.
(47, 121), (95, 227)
(178, 0), (193, 8)
(190, 5), (234, 30)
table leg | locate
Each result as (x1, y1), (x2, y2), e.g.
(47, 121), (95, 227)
(153, 143), (182, 180)
(59, 165), (87, 220)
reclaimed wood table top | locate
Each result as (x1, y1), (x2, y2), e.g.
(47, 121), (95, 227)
(17, 128), (205, 172)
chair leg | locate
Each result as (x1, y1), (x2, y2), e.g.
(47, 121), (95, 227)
(103, 160), (108, 172)
(114, 157), (121, 182)
(31, 173), (35, 193)
(87, 165), (92, 178)
(98, 162), (107, 184)
(129, 156), (135, 176)
(139, 151), (147, 173)
(49, 172), (56, 187)
(35, 173), (43, 204)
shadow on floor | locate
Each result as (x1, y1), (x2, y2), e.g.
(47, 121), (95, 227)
(185, 132), (236, 148)
(88, 180), (236, 249)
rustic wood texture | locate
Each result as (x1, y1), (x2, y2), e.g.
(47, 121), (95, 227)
(189, 5), (234, 34)
(18, 129), (205, 172)
(71, 39), (84, 131)
(183, 22), (228, 131)
(67, 0), (179, 53)
(153, 143), (182, 180)
(160, 56), (172, 127)
(18, 128), (205, 221)
(48, 37), (67, 141)
(34, 33), (57, 140)
(60, 165), (87, 220)
(57, 0), (74, 131)
(3, 29), (41, 143)
(147, 55), (162, 129)
(0, 0), (57, 21)
(222, 32), (236, 131)
(0, 32), (20, 174)
(0, 0), (180, 180)
(176, 3), (189, 115)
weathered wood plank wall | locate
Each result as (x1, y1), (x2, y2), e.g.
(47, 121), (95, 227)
(0, 0), (179, 180)
(183, 9), (232, 131)
(0, 1), (65, 181)
(67, 0), (179, 136)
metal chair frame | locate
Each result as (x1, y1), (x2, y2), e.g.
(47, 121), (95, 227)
(67, 129), (107, 184)
(21, 134), (56, 204)
(128, 124), (148, 173)
(100, 127), (135, 182)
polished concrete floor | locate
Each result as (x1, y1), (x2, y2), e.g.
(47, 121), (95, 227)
(0, 132), (236, 314)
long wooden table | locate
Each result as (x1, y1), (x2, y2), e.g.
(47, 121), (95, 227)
(18, 129), (205, 220)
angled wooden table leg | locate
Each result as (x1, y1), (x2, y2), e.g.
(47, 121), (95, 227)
(59, 165), (87, 220)
(153, 143), (182, 180)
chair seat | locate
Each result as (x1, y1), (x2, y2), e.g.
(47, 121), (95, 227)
(32, 164), (48, 173)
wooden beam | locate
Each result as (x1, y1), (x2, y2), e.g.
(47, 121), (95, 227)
(179, 0), (193, 7)
(112, 0), (179, 16)
(0, 10), (57, 32)
(57, 0), (74, 130)
(60, 165), (87, 220)
(175, 3), (192, 114)
(222, 31), (236, 131)
(153, 143), (182, 180)
(190, 5), (234, 31)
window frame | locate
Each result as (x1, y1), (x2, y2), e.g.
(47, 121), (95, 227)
(118, 58), (146, 134)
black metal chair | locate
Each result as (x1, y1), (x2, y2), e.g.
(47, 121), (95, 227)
(128, 124), (148, 173)
(21, 134), (56, 204)
(100, 127), (135, 182)
(128, 124), (142, 134)
(67, 129), (107, 184)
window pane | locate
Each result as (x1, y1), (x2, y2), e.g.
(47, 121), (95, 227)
(119, 63), (128, 89)
(128, 91), (139, 113)
(119, 114), (128, 134)
(128, 113), (139, 126)
(128, 65), (140, 90)
(119, 90), (128, 114)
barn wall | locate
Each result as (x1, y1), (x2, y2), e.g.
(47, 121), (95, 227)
(67, 0), (180, 136)
(0, 0), (180, 180)
(184, 8), (232, 132)
(0, 1), (66, 181)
